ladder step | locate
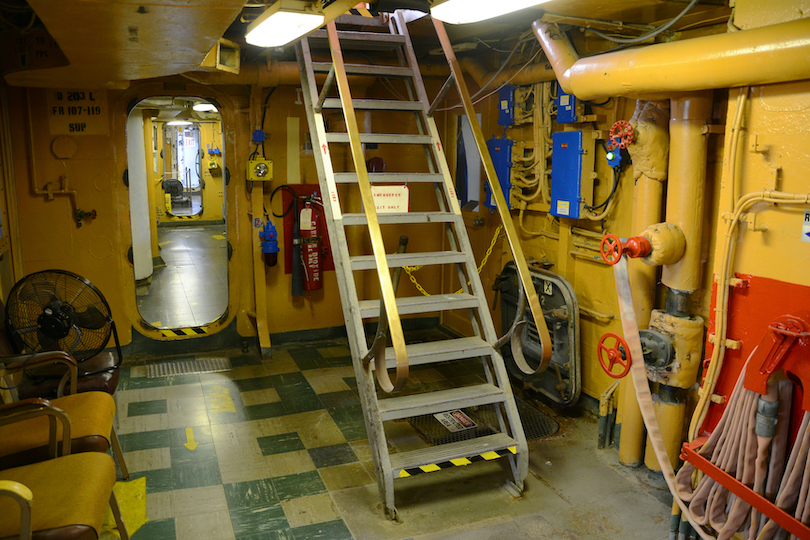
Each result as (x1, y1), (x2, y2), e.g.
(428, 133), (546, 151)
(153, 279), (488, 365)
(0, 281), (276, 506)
(312, 62), (413, 78)
(343, 212), (458, 226)
(334, 172), (444, 184)
(321, 98), (423, 111)
(390, 433), (519, 478)
(378, 383), (506, 421)
(377, 337), (494, 370)
(350, 251), (467, 271)
(358, 293), (479, 318)
(309, 29), (408, 49)
(333, 14), (389, 27)
(325, 133), (433, 145)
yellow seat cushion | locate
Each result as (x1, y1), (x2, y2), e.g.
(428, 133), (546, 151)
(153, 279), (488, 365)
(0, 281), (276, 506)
(0, 453), (116, 538)
(0, 392), (116, 459)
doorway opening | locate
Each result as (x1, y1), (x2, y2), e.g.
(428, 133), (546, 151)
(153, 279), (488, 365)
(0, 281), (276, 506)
(126, 97), (228, 329)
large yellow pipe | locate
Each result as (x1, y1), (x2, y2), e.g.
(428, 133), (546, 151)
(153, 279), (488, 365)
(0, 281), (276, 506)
(662, 93), (712, 293)
(532, 18), (810, 100)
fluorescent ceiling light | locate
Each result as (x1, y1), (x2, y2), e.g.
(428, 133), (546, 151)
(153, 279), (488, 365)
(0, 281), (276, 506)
(167, 120), (193, 126)
(246, 0), (324, 48)
(431, 0), (550, 25)
(193, 103), (218, 112)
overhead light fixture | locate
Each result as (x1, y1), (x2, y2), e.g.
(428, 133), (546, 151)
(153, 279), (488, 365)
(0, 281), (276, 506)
(245, 0), (324, 48)
(431, 0), (550, 25)
(166, 120), (193, 126)
(193, 103), (218, 112)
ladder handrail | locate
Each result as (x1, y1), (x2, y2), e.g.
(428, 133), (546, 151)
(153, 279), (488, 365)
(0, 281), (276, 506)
(432, 18), (553, 373)
(326, 21), (409, 393)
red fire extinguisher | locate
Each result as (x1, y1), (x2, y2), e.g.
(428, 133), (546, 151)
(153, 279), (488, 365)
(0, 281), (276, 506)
(299, 198), (323, 291)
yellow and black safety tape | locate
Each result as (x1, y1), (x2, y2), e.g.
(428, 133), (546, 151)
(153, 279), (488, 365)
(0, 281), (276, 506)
(348, 6), (374, 17)
(161, 326), (209, 337)
(403, 225), (503, 296)
(396, 446), (516, 478)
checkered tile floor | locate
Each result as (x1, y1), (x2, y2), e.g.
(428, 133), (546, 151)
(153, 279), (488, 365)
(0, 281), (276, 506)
(115, 337), (489, 540)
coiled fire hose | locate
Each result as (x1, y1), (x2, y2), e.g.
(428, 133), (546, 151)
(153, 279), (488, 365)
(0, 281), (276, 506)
(614, 257), (810, 539)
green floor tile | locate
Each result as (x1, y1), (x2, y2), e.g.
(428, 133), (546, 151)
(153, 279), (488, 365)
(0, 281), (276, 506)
(258, 432), (305, 456)
(317, 390), (359, 408)
(168, 425), (213, 447)
(224, 478), (278, 509)
(327, 404), (364, 427)
(171, 461), (222, 490)
(308, 443), (359, 468)
(119, 429), (170, 452)
(245, 401), (287, 421)
(120, 377), (170, 390)
(325, 356), (353, 368)
(165, 373), (202, 386)
(342, 377), (358, 390)
(336, 423), (368, 443)
(271, 470), (326, 501)
(130, 468), (173, 494)
(292, 519), (353, 540)
(170, 442), (218, 465)
(230, 503), (289, 537)
(132, 518), (176, 540)
(234, 375), (276, 392)
(283, 395), (324, 414)
(128, 399), (168, 417)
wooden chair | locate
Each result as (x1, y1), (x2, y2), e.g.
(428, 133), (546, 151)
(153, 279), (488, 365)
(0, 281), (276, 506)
(0, 354), (129, 479)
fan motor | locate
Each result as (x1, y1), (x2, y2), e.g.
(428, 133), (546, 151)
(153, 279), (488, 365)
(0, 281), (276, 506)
(37, 305), (74, 340)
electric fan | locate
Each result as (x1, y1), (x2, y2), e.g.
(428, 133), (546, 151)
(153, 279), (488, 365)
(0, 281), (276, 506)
(4, 270), (122, 369)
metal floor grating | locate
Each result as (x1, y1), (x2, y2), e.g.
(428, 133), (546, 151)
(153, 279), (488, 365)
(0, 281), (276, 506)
(146, 357), (232, 378)
(407, 395), (559, 446)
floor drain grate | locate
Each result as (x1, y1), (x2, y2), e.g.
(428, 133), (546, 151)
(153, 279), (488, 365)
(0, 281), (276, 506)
(146, 357), (232, 378)
(407, 395), (558, 445)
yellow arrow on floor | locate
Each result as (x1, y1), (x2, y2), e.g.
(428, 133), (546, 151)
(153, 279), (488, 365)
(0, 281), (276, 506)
(184, 427), (198, 451)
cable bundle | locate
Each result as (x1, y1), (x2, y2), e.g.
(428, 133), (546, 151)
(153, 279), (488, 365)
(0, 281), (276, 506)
(676, 356), (810, 539)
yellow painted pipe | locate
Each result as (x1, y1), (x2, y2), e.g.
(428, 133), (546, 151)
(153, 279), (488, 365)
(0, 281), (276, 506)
(644, 399), (685, 472)
(459, 57), (556, 89)
(532, 18), (810, 100)
(661, 93), (712, 293)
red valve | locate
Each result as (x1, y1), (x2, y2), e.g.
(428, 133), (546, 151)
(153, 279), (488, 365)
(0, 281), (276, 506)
(600, 234), (623, 265)
(609, 120), (635, 149)
(598, 332), (632, 379)
(600, 234), (651, 265)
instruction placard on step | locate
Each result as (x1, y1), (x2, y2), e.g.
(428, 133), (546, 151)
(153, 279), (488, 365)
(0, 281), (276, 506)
(803, 210), (810, 243)
(434, 410), (477, 432)
(371, 185), (409, 214)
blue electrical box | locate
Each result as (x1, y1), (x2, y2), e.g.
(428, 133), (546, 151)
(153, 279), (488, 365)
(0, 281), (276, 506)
(498, 85), (516, 127)
(485, 135), (514, 210)
(555, 83), (578, 124)
(550, 131), (596, 219)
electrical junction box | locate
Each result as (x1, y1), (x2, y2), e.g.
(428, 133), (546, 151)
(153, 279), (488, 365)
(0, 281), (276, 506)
(485, 135), (514, 210)
(550, 131), (595, 219)
(498, 85), (516, 127)
(247, 159), (273, 181)
(555, 83), (578, 124)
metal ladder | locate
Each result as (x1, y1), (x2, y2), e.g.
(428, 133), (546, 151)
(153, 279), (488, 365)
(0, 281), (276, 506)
(296, 12), (530, 519)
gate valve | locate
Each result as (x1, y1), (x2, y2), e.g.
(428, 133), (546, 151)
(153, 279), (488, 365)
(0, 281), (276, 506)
(75, 209), (97, 228)
(609, 120), (635, 149)
(598, 332), (632, 379)
(600, 233), (652, 265)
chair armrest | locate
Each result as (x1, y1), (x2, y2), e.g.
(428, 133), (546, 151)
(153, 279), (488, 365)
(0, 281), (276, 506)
(1, 353), (79, 396)
(0, 398), (71, 458)
(0, 479), (33, 540)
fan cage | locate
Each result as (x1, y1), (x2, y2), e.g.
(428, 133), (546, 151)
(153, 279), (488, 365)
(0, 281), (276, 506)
(5, 270), (113, 362)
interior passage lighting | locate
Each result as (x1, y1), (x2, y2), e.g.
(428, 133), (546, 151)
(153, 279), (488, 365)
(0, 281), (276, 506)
(431, 0), (551, 25)
(246, 0), (325, 48)
(166, 120), (193, 126)
(193, 103), (218, 112)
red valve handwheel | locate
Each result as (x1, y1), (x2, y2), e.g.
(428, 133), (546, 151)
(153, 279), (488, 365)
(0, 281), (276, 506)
(600, 234), (624, 265)
(598, 332), (631, 379)
(609, 120), (635, 149)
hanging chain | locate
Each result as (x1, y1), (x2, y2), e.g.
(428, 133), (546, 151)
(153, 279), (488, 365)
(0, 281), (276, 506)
(402, 225), (503, 296)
